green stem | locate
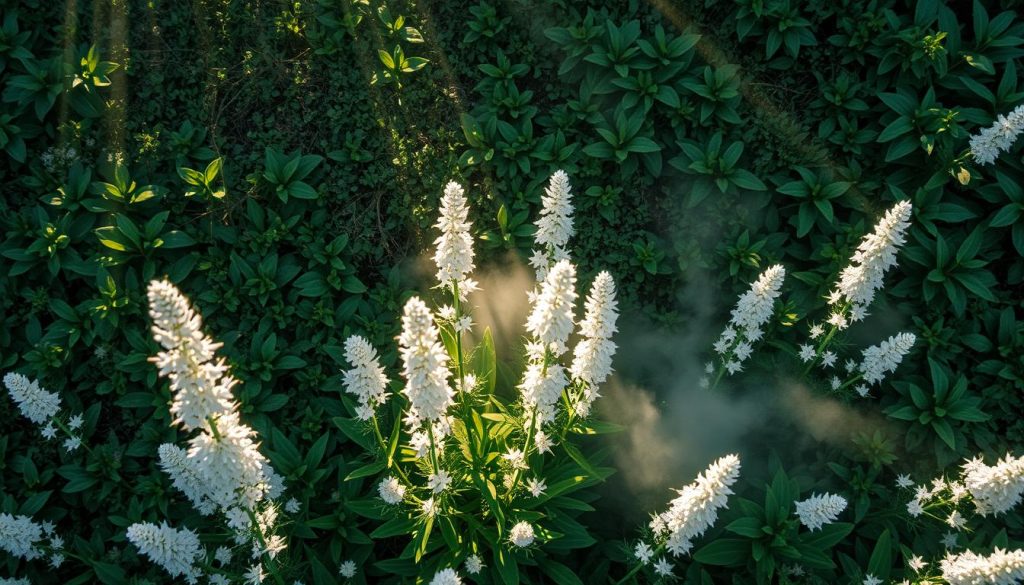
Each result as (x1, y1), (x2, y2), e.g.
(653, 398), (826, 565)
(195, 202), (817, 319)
(614, 542), (666, 585)
(372, 415), (411, 485)
(427, 424), (440, 476)
(244, 508), (286, 585)
(51, 417), (93, 456)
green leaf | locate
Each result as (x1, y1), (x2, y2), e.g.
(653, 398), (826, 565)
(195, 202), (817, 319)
(693, 538), (750, 566)
(866, 529), (893, 579)
(346, 460), (385, 481)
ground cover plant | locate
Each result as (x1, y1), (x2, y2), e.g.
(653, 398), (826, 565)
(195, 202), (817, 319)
(1, 0), (1023, 583)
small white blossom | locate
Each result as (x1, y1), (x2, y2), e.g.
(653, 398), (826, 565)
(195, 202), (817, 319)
(896, 474), (914, 488)
(68, 413), (84, 430)
(809, 324), (825, 339)
(653, 558), (674, 577)
(909, 555), (927, 572)
(428, 470), (452, 493)
(215, 546), (232, 565)
(799, 345), (816, 362)
(821, 351), (837, 368)
(284, 498), (301, 514)
(378, 477), (406, 504)
(338, 560), (357, 578)
(863, 574), (882, 585)
(430, 568), (462, 585)
(509, 521), (535, 547)
(635, 542), (654, 564)
(527, 477), (547, 498)
(942, 532), (959, 549)
(0, 513), (45, 561)
(465, 554), (483, 574)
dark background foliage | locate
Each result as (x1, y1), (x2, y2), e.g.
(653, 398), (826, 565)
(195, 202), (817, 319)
(1, 0), (1022, 582)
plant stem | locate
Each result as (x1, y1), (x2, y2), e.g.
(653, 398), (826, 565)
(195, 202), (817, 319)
(372, 415), (411, 485)
(51, 416), (93, 456)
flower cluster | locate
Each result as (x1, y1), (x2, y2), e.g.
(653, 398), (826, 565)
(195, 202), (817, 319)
(963, 453), (1024, 516)
(433, 180), (477, 297)
(530, 170), (574, 280)
(794, 493), (847, 531)
(829, 200), (912, 322)
(342, 334), (390, 420)
(969, 104), (1024, 165)
(3, 372), (84, 451)
(858, 332), (915, 385)
(941, 548), (1024, 585)
(0, 512), (46, 561)
(143, 280), (285, 575)
(399, 296), (454, 424)
(708, 265), (785, 379)
(126, 522), (204, 584)
(641, 454), (741, 575)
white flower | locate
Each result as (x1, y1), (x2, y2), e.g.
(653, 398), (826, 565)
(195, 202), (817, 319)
(49, 553), (65, 568)
(158, 443), (216, 515)
(728, 265), (785, 346)
(518, 362), (568, 423)
(0, 578), (31, 585)
(799, 344), (816, 362)
(0, 513), (45, 560)
(342, 335), (390, 414)
(378, 476), (406, 504)
(942, 532), (960, 549)
(527, 477), (547, 497)
(907, 499), (924, 517)
(855, 384), (869, 397)
(941, 548), (1024, 585)
(454, 316), (474, 333)
(969, 104), (1024, 165)
(832, 200), (912, 312)
(254, 534), (286, 559)
(859, 332), (915, 385)
(534, 430), (553, 454)
(909, 554), (927, 572)
(726, 361), (743, 375)
(68, 413), (84, 430)
(147, 279), (237, 431)
(827, 311), (849, 330)
(831, 377), (841, 390)
(896, 474), (914, 488)
(533, 170), (575, 277)
(863, 574), (882, 585)
(794, 493), (847, 531)
(210, 576), (231, 585)
(635, 542), (654, 564)
(338, 560), (357, 578)
(3, 372), (61, 425)
(809, 324), (825, 339)
(399, 297), (454, 423)
(525, 259), (577, 355)
(186, 412), (277, 512)
(653, 454), (741, 556)
(570, 271), (618, 389)
(430, 568), (462, 585)
(215, 545), (232, 565)
(947, 510), (967, 530)
(63, 436), (82, 452)
(41, 422), (57, 440)
(126, 522), (203, 584)
(284, 498), (301, 514)
(433, 181), (476, 293)
(821, 351), (837, 368)
(653, 558), (674, 577)
(509, 521), (535, 547)
(962, 453), (1024, 516)
(428, 469), (452, 493)
(422, 498), (437, 517)
(459, 554), (481, 576)
(503, 448), (528, 470)
(244, 563), (265, 585)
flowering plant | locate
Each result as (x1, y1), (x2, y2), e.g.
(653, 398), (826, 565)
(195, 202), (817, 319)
(334, 172), (620, 583)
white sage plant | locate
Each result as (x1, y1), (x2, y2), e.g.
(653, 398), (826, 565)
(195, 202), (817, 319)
(801, 200), (913, 373)
(620, 454), (741, 583)
(128, 279), (289, 585)
(968, 103), (1024, 165)
(336, 173), (620, 581)
(3, 372), (86, 452)
(703, 264), (785, 388)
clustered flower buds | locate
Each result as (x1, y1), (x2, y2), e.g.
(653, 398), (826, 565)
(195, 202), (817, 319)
(794, 493), (847, 531)
(969, 104), (1024, 165)
(709, 265), (785, 380)
(342, 334), (390, 420)
(125, 522), (204, 584)
(963, 453), (1024, 516)
(858, 332), (915, 385)
(530, 170), (574, 281)
(640, 454), (741, 576)
(134, 280), (285, 581)
(941, 548), (1024, 585)
(3, 372), (84, 451)
(434, 181), (478, 297)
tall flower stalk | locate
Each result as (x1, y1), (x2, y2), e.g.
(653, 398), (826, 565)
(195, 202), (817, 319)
(802, 200), (912, 372)
(135, 280), (286, 585)
(704, 264), (785, 389)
